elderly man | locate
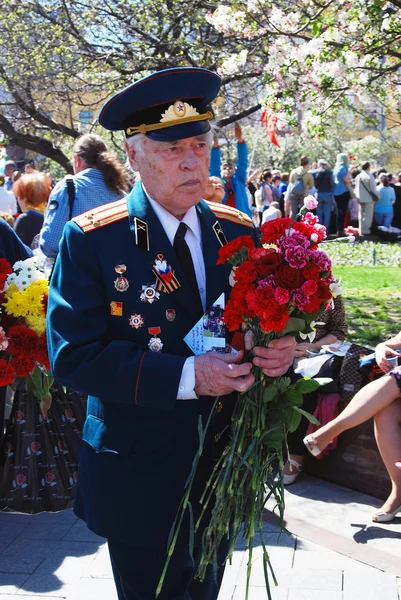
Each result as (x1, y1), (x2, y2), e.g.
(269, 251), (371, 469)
(47, 67), (295, 600)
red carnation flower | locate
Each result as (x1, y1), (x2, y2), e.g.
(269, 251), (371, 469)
(0, 359), (15, 386)
(216, 235), (255, 265)
(10, 356), (36, 377)
(0, 258), (12, 290)
(303, 280), (332, 314)
(249, 247), (283, 278)
(234, 260), (258, 285)
(259, 303), (290, 333)
(260, 217), (293, 245)
(8, 326), (39, 359)
(303, 262), (321, 281)
(37, 334), (50, 370)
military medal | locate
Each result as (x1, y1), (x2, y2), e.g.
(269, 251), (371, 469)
(114, 265), (129, 292)
(148, 337), (163, 352)
(152, 254), (180, 294)
(129, 314), (144, 329)
(140, 284), (160, 304)
(166, 309), (176, 322)
(110, 301), (123, 316)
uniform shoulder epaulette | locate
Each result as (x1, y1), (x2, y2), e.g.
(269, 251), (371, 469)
(73, 198), (128, 233)
(206, 200), (254, 229)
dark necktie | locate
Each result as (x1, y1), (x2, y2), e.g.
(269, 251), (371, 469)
(173, 222), (203, 315)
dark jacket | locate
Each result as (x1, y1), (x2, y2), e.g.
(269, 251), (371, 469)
(0, 219), (32, 263)
(47, 183), (256, 549)
(312, 168), (334, 193)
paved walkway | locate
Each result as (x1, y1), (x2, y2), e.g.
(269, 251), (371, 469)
(0, 475), (399, 599)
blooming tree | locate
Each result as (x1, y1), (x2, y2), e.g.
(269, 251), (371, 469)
(1, 0), (401, 167)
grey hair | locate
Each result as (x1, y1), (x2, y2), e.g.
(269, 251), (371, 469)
(318, 159), (328, 168)
(125, 130), (214, 171)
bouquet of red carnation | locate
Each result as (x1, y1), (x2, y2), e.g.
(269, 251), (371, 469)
(158, 204), (336, 600)
(0, 257), (53, 416)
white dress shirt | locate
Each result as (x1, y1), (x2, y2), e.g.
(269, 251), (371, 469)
(145, 188), (205, 399)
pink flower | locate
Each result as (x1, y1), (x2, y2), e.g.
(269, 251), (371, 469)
(275, 287), (290, 304)
(304, 195), (318, 210)
(285, 246), (307, 269)
(292, 290), (308, 310)
(0, 326), (9, 352)
(304, 212), (319, 224)
(302, 280), (318, 296)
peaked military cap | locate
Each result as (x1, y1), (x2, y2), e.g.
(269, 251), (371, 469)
(98, 67), (221, 142)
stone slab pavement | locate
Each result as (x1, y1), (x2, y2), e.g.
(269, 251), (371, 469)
(0, 474), (399, 599)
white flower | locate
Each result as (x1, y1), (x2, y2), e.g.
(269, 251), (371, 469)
(329, 281), (342, 297)
(299, 321), (325, 343)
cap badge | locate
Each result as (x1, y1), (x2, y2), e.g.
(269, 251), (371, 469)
(160, 101), (200, 124)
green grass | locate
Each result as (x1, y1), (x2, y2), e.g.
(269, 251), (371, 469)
(333, 266), (401, 347)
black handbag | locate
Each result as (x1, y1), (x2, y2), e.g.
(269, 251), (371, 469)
(314, 354), (343, 394)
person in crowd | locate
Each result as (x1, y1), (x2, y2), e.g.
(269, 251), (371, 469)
(254, 183), (264, 227)
(286, 157), (314, 218)
(210, 123), (251, 218)
(304, 331), (401, 522)
(0, 174), (17, 216)
(40, 133), (128, 259)
(354, 162), (379, 236)
(0, 220), (32, 444)
(347, 195), (359, 228)
(0, 212), (15, 227)
(246, 169), (259, 207)
(260, 170), (273, 209)
(203, 175), (225, 204)
(333, 153), (352, 236)
(283, 295), (348, 484)
(261, 200), (282, 224)
(4, 161), (16, 191)
(278, 172), (289, 214)
(374, 173), (396, 228)
(47, 67), (296, 600)
(24, 161), (38, 174)
(391, 171), (401, 228)
(271, 175), (282, 204)
(13, 173), (52, 247)
(312, 159), (334, 231)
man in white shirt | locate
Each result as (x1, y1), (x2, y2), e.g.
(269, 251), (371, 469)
(0, 174), (17, 215)
(47, 67), (296, 600)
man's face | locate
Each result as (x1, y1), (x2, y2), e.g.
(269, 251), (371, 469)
(127, 135), (210, 219)
(4, 166), (14, 178)
(221, 163), (235, 182)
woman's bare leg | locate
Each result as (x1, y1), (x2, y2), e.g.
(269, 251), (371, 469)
(373, 398), (401, 514)
(305, 375), (400, 452)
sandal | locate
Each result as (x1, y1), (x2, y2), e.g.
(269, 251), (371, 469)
(303, 434), (322, 457)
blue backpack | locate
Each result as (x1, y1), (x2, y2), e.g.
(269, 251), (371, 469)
(291, 174), (305, 199)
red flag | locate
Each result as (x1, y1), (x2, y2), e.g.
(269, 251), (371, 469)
(261, 108), (280, 148)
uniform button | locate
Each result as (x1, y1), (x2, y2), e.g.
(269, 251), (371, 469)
(215, 433), (221, 442)
(179, 385), (184, 392)
(216, 401), (223, 413)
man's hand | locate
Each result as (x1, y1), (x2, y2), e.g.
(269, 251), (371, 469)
(245, 333), (296, 377)
(294, 342), (318, 358)
(234, 122), (244, 143)
(194, 350), (254, 396)
(213, 134), (219, 149)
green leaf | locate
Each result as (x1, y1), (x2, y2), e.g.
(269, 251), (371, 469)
(295, 378), (321, 393)
(283, 388), (304, 406)
(283, 407), (302, 432)
(281, 317), (306, 336)
(263, 384), (277, 403)
(293, 406), (320, 425)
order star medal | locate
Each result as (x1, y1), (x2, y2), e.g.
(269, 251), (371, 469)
(148, 337), (163, 352)
(140, 284), (160, 304)
(114, 264), (129, 292)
